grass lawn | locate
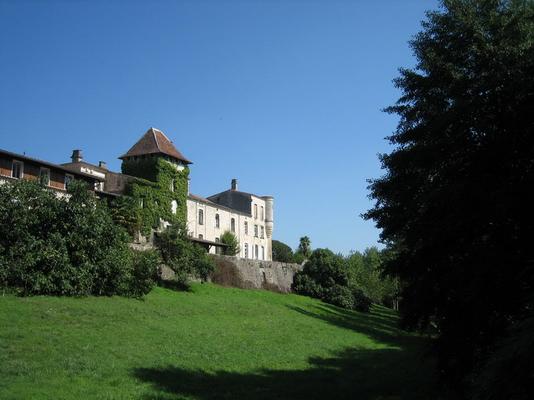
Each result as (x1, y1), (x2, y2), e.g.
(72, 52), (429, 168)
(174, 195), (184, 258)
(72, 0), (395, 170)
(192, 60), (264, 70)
(0, 284), (451, 400)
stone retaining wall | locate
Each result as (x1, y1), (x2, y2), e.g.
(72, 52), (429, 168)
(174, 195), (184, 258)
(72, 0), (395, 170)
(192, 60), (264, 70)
(210, 255), (303, 293)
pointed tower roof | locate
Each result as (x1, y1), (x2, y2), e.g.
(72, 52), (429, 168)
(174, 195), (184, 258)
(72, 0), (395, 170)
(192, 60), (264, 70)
(119, 127), (192, 164)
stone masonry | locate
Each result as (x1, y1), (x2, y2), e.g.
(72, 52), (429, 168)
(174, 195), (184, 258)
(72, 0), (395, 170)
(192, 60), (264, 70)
(210, 255), (303, 293)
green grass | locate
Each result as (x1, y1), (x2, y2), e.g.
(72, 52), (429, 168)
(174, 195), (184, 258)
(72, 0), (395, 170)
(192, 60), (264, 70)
(0, 284), (450, 399)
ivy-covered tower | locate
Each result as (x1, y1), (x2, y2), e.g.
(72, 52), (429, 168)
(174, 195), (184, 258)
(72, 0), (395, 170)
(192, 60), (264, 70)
(119, 127), (192, 234)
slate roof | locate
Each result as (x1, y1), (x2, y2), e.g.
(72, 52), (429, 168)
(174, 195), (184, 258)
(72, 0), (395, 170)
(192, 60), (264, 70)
(119, 127), (192, 164)
(188, 193), (252, 216)
(206, 189), (253, 215)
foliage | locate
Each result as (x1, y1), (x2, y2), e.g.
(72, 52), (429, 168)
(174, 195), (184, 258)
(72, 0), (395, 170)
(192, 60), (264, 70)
(122, 157), (189, 236)
(292, 249), (372, 312)
(351, 287), (373, 313)
(156, 223), (215, 285)
(272, 240), (296, 263)
(293, 252), (306, 265)
(296, 236), (312, 259)
(129, 249), (161, 296)
(346, 247), (399, 308)
(108, 195), (142, 237)
(0, 180), (157, 297)
(220, 231), (240, 256)
(364, 0), (534, 394)
(0, 284), (450, 400)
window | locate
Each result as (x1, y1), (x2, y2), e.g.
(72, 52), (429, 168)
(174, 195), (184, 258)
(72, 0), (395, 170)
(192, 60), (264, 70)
(244, 221), (248, 235)
(254, 204), (258, 219)
(39, 168), (50, 186)
(215, 213), (220, 228)
(255, 245), (259, 259)
(170, 180), (175, 192)
(261, 246), (265, 260)
(171, 200), (178, 214)
(261, 206), (264, 220)
(198, 209), (204, 225)
(198, 234), (203, 240)
(254, 224), (258, 238)
(64, 174), (74, 189)
(260, 226), (265, 239)
(140, 198), (144, 208)
(11, 160), (23, 179)
(231, 218), (236, 232)
(244, 243), (248, 258)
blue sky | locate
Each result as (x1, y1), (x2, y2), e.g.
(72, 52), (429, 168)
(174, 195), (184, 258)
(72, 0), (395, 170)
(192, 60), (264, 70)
(0, 0), (439, 254)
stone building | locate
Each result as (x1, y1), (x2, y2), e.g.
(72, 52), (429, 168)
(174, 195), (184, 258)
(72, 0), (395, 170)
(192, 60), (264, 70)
(2, 127), (274, 261)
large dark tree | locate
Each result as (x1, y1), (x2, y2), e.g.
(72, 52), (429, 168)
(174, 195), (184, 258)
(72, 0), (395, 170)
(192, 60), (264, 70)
(365, 0), (534, 396)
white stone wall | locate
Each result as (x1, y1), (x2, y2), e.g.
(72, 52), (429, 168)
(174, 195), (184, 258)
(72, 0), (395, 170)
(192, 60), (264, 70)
(187, 195), (272, 261)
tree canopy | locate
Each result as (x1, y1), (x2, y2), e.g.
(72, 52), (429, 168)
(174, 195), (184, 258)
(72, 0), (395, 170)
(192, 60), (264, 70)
(272, 240), (295, 263)
(365, 0), (534, 396)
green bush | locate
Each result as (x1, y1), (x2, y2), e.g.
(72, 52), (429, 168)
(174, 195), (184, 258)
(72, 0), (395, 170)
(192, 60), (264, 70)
(156, 224), (215, 286)
(129, 249), (161, 297)
(351, 287), (372, 313)
(325, 285), (355, 309)
(292, 249), (371, 312)
(0, 180), (157, 297)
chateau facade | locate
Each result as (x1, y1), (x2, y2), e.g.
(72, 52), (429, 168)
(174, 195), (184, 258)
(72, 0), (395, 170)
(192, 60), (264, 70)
(0, 128), (274, 261)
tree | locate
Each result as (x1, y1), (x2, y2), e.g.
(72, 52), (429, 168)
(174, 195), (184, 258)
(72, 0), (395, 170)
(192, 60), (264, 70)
(156, 223), (214, 285)
(297, 236), (311, 258)
(272, 240), (295, 263)
(346, 247), (399, 308)
(220, 231), (240, 256)
(0, 179), (159, 297)
(292, 249), (371, 312)
(365, 0), (534, 395)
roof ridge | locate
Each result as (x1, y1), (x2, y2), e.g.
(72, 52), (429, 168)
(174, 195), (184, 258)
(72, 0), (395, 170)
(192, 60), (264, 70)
(151, 128), (161, 151)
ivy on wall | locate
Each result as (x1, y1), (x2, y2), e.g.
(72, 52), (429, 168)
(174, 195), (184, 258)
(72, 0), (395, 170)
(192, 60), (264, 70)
(121, 157), (189, 236)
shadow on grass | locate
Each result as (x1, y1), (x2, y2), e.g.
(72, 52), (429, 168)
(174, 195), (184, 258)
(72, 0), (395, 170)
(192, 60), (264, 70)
(134, 303), (453, 400)
(134, 347), (451, 400)
(286, 303), (423, 348)
(157, 280), (192, 292)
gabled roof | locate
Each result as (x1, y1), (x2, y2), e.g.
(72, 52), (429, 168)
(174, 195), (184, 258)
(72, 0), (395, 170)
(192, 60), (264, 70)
(0, 148), (105, 181)
(119, 127), (192, 164)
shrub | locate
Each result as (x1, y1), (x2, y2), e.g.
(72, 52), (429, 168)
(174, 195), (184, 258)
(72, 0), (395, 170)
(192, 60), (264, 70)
(325, 285), (355, 309)
(0, 180), (157, 297)
(351, 287), (372, 313)
(128, 249), (161, 297)
(292, 248), (371, 312)
(156, 224), (215, 286)
(220, 231), (240, 256)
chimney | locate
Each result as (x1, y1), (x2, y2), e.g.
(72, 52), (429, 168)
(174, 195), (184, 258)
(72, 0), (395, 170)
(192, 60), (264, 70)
(98, 161), (107, 170)
(231, 178), (238, 191)
(71, 149), (83, 163)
